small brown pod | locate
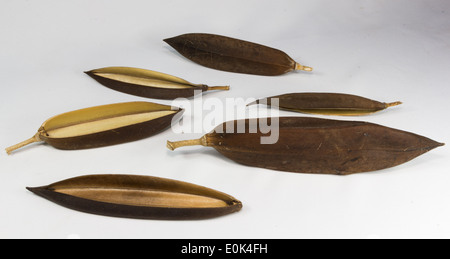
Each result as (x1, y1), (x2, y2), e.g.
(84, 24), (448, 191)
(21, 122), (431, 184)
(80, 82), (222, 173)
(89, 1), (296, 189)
(247, 92), (402, 116)
(167, 117), (443, 175)
(27, 174), (242, 220)
(85, 67), (229, 100)
(164, 33), (312, 76)
(5, 101), (183, 154)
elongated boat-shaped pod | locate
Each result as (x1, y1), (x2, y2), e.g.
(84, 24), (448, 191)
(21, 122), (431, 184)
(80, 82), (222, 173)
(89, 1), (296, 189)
(164, 33), (312, 76)
(5, 102), (183, 154)
(27, 174), (242, 220)
(167, 117), (444, 175)
(248, 93), (402, 116)
(85, 67), (229, 100)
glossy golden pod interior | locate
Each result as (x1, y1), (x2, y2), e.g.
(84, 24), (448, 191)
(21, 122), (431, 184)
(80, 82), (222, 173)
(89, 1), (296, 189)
(27, 174), (242, 220)
(6, 101), (183, 154)
(164, 33), (312, 76)
(167, 117), (444, 175)
(248, 92), (402, 116)
(85, 66), (229, 99)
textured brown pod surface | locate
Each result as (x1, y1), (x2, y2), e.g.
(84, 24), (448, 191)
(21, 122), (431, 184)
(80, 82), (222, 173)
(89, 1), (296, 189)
(27, 174), (242, 220)
(85, 67), (229, 100)
(167, 117), (444, 175)
(5, 102), (183, 154)
(248, 93), (402, 116)
(164, 33), (312, 76)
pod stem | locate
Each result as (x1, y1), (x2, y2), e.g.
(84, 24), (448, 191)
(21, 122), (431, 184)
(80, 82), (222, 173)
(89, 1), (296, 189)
(206, 85), (230, 91)
(295, 62), (313, 72)
(386, 101), (403, 108)
(167, 136), (207, 151)
(5, 133), (42, 155)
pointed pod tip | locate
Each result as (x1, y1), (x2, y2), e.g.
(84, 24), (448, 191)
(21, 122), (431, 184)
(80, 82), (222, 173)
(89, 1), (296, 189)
(425, 140), (445, 152)
(246, 100), (259, 106)
(163, 37), (179, 49)
(84, 70), (95, 76)
(26, 186), (51, 197)
(163, 37), (174, 45)
(26, 186), (40, 194)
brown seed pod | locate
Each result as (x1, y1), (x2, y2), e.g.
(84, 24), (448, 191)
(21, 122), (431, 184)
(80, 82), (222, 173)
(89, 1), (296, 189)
(164, 33), (312, 76)
(5, 102), (183, 154)
(85, 67), (229, 100)
(247, 93), (402, 116)
(27, 174), (242, 220)
(167, 117), (443, 175)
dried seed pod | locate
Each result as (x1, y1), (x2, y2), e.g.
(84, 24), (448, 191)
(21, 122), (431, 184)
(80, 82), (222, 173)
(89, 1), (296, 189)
(5, 102), (182, 154)
(164, 33), (312, 76)
(85, 66), (229, 100)
(27, 174), (242, 220)
(248, 93), (402, 116)
(167, 117), (443, 175)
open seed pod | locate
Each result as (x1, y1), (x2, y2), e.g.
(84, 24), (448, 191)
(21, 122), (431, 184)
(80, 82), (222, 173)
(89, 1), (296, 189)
(164, 33), (312, 76)
(85, 67), (229, 99)
(167, 117), (443, 175)
(27, 174), (242, 220)
(248, 92), (402, 116)
(6, 101), (183, 154)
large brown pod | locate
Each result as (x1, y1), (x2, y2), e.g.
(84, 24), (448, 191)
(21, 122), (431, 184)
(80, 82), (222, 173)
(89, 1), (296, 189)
(248, 92), (402, 116)
(164, 33), (312, 76)
(5, 102), (183, 154)
(167, 117), (444, 175)
(85, 67), (229, 100)
(27, 174), (242, 220)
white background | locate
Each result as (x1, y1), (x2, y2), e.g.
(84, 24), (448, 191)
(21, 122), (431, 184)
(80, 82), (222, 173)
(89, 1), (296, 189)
(1, 0), (449, 239)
